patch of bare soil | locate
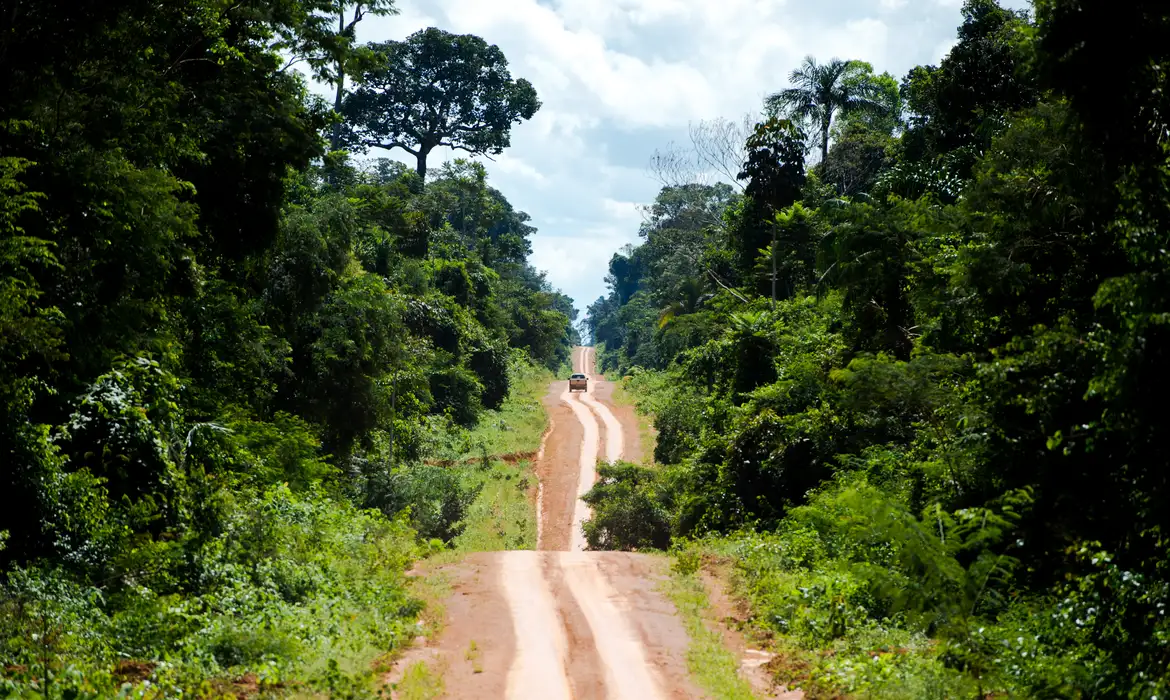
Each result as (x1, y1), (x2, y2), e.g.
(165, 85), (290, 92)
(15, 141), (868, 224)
(591, 552), (705, 699)
(385, 553), (516, 699)
(424, 451), (536, 467)
(701, 557), (804, 700)
(537, 381), (584, 551)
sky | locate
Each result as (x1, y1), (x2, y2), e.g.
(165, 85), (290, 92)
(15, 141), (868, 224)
(311, 0), (1030, 321)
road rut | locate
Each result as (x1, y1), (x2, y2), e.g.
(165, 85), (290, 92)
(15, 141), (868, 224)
(398, 347), (702, 699)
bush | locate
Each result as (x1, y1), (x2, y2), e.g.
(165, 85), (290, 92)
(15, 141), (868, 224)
(0, 485), (422, 696)
(429, 365), (484, 429)
(582, 461), (672, 550)
(363, 463), (481, 543)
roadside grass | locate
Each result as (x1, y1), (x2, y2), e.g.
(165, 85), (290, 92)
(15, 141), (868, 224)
(465, 361), (552, 457)
(408, 569), (453, 641)
(450, 457), (536, 554)
(433, 360), (551, 560)
(611, 377), (657, 466)
(393, 660), (445, 700)
(664, 559), (759, 700)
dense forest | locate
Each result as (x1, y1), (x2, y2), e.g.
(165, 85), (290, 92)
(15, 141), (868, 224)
(0, 0), (573, 694)
(585, 0), (1170, 696)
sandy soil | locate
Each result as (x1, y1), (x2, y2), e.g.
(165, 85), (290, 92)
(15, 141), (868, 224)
(537, 381), (586, 552)
(390, 347), (741, 699)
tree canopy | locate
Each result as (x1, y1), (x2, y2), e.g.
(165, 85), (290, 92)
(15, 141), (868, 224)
(585, 0), (1170, 694)
(342, 27), (541, 181)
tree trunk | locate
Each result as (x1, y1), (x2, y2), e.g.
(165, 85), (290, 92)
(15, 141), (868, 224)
(330, 76), (345, 152)
(821, 113), (831, 165)
(771, 222), (778, 309)
(416, 148), (429, 183)
(329, 10), (346, 152)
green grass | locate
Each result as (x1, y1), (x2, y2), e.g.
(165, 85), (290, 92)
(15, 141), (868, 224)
(664, 564), (759, 700)
(465, 361), (553, 457)
(428, 360), (550, 564)
(393, 660), (445, 700)
(450, 458), (537, 554)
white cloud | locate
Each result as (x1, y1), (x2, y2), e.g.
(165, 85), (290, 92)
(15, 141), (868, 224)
(492, 153), (547, 185)
(332, 0), (993, 311)
(933, 37), (959, 63)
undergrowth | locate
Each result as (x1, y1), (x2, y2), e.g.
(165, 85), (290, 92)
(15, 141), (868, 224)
(0, 359), (551, 697)
(0, 486), (422, 698)
(609, 360), (1127, 699)
(664, 560), (758, 700)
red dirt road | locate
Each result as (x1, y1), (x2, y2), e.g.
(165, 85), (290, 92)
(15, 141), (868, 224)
(392, 347), (709, 699)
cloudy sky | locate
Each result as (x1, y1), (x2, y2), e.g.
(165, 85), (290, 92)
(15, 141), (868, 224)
(319, 0), (1029, 320)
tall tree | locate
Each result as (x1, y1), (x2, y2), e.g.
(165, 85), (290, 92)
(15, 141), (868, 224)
(281, 1), (399, 152)
(342, 28), (541, 182)
(900, 0), (1035, 162)
(767, 56), (888, 164)
(325, 1), (398, 151)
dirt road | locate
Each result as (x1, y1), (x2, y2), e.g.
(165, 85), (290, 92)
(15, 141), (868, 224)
(399, 347), (704, 699)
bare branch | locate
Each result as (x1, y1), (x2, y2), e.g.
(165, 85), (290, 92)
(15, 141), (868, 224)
(689, 114), (755, 190)
(278, 54), (306, 74)
(647, 112), (759, 191)
(648, 140), (706, 188)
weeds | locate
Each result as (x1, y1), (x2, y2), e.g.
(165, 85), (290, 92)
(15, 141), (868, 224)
(664, 559), (758, 700)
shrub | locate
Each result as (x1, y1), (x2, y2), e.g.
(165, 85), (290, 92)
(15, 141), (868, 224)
(0, 485), (422, 696)
(363, 463), (481, 543)
(582, 461), (672, 551)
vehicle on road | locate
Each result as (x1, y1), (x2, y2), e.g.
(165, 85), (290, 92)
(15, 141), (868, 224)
(568, 373), (588, 392)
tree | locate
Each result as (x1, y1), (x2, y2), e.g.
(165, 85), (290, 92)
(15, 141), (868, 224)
(821, 122), (897, 196)
(767, 56), (888, 164)
(734, 119), (807, 290)
(648, 115), (758, 190)
(342, 28), (541, 182)
(299, 1), (400, 152)
(900, 0), (1036, 163)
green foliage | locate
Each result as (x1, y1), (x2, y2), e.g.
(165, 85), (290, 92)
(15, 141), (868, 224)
(767, 56), (894, 164)
(0, 486), (420, 696)
(586, 1), (1170, 693)
(365, 463), (481, 543)
(581, 462), (673, 551)
(0, 1), (569, 692)
(343, 28), (541, 180)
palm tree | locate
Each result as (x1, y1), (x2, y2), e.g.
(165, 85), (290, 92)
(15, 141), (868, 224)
(767, 56), (887, 164)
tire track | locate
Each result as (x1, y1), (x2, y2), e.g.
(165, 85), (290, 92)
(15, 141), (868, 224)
(565, 346), (623, 549)
(562, 382), (601, 552)
(559, 552), (667, 700)
(579, 347), (622, 464)
(445, 347), (680, 699)
(499, 552), (574, 700)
